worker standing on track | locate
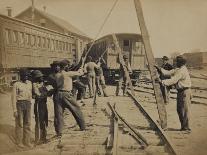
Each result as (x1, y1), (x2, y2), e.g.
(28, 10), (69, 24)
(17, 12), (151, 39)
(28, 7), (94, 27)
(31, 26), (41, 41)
(95, 58), (108, 97)
(11, 69), (33, 148)
(116, 54), (132, 96)
(160, 56), (174, 104)
(48, 60), (85, 138)
(155, 56), (191, 132)
(32, 70), (48, 144)
(84, 56), (99, 98)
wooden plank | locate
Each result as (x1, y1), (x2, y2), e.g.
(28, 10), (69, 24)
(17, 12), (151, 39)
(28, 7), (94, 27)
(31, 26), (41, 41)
(111, 34), (135, 96)
(133, 0), (167, 129)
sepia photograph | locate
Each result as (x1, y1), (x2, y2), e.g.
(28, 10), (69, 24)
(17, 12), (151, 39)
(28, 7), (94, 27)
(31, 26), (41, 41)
(0, 0), (207, 154)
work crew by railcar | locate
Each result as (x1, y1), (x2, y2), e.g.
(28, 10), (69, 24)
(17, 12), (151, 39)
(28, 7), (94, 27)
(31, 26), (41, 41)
(32, 70), (48, 144)
(116, 54), (132, 96)
(11, 69), (33, 148)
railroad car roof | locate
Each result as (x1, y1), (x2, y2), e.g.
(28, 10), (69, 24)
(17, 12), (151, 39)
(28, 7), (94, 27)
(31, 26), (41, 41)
(15, 7), (91, 40)
(0, 13), (75, 38)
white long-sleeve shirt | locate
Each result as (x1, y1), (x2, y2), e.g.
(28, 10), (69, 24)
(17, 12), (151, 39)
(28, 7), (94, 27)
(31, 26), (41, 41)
(161, 66), (191, 89)
(11, 80), (32, 112)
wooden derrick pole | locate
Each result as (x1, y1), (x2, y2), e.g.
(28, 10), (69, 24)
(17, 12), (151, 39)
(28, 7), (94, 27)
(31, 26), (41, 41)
(133, 0), (167, 129)
(112, 34), (135, 96)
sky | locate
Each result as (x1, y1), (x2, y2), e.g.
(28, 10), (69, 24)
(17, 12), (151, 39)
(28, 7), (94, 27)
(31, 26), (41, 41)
(0, 0), (207, 57)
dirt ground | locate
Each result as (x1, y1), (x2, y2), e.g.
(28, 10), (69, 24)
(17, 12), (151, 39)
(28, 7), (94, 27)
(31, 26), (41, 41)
(0, 68), (207, 155)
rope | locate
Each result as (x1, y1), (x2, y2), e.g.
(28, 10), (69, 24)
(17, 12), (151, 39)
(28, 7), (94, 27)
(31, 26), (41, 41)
(81, 0), (119, 68)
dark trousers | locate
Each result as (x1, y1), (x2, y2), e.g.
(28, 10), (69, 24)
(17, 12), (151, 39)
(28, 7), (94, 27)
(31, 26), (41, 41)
(160, 85), (170, 104)
(34, 98), (48, 143)
(116, 72), (127, 96)
(96, 75), (108, 96)
(15, 100), (31, 145)
(53, 91), (85, 136)
(73, 81), (86, 100)
(177, 89), (191, 129)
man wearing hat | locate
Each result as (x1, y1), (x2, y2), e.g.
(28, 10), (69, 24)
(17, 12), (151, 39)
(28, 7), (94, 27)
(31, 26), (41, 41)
(32, 70), (48, 144)
(116, 54), (132, 96)
(160, 56), (174, 104)
(11, 68), (33, 148)
(156, 56), (191, 132)
(48, 60), (85, 138)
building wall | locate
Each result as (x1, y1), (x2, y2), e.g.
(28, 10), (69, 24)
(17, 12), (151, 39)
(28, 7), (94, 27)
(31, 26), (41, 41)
(183, 52), (203, 68)
(202, 52), (207, 65)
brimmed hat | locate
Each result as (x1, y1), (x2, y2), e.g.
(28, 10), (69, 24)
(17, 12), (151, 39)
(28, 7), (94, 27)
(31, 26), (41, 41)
(50, 61), (60, 67)
(32, 70), (43, 78)
(162, 56), (169, 61)
(59, 59), (70, 67)
(123, 54), (129, 59)
(19, 68), (29, 77)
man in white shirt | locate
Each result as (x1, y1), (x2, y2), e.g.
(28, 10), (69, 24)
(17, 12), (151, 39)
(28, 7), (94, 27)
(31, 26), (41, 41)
(156, 56), (191, 132)
(11, 69), (33, 148)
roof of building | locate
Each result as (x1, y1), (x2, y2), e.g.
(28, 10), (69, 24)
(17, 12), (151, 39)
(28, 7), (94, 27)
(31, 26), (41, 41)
(15, 6), (90, 39)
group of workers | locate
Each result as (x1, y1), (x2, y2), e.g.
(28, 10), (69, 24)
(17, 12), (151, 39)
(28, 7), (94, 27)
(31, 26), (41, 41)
(11, 52), (191, 148)
(11, 55), (112, 148)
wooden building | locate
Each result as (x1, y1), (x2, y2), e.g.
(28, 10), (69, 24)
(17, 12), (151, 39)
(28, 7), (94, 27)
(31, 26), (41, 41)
(15, 6), (92, 61)
(182, 52), (207, 68)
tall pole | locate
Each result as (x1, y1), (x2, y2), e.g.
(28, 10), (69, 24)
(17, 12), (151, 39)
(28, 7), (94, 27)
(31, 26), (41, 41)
(133, 0), (167, 129)
(31, 0), (35, 24)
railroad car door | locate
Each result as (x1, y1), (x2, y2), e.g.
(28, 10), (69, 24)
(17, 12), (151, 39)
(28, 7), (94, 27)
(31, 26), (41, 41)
(131, 41), (146, 70)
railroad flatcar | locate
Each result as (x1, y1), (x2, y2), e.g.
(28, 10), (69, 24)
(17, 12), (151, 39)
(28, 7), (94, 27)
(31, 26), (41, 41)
(0, 14), (77, 89)
(87, 33), (147, 85)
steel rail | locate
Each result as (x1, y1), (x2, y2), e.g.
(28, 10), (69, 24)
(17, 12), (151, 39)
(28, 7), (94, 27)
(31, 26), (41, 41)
(107, 102), (148, 149)
(127, 91), (178, 155)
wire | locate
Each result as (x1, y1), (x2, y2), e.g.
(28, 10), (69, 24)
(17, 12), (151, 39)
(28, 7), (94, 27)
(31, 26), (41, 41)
(81, 0), (119, 67)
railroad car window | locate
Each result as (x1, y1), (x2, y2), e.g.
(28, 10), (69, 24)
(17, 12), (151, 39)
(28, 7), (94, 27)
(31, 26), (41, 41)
(56, 40), (59, 50)
(5, 29), (12, 44)
(12, 76), (17, 81)
(80, 41), (83, 52)
(19, 32), (24, 45)
(12, 31), (18, 43)
(51, 39), (54, 51)
(59, 41), (62, 51)
(47, 39), (50, 49)
(25, 33), (30, 46)
(37, 36), (41, 47)
(123, 40), (130, 47)
(42, 37), (46, 48)
(63, 42), (66, 51)
(31, 35), (36, 47)
(68, 43), (71, 52)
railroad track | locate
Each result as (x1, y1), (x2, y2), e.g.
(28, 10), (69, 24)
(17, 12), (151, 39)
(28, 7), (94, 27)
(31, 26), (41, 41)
(46, 91), (178, 155)
(103, 92), (177, 155)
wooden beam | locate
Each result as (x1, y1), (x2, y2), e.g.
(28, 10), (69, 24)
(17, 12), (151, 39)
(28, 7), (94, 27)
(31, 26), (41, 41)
(133, 0), (167, 129)
(112, 34), (135, 96)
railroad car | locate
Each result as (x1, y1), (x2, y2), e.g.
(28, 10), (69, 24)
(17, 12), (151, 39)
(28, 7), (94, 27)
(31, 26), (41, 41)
(87, 33), (147, 85)
(0, 14), (77, 89)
